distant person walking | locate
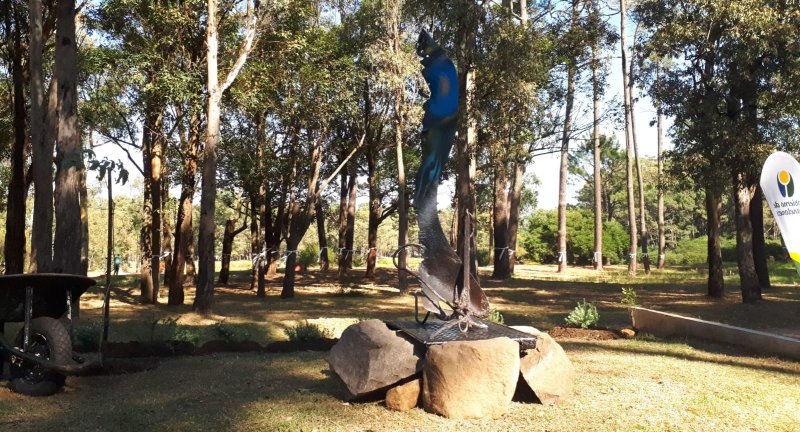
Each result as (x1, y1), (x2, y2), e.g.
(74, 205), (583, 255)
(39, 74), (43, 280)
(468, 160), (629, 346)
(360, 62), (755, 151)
(113, 255), (121, 275)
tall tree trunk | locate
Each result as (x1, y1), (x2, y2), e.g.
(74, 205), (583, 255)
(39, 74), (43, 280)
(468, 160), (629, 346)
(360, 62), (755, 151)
(557, 60), (576, 273)
(750, 185), (770, 289)
(150, 107), (164, 302)
(657, 104), (666, 269)
(366, 150), (379, 278)
(53, 0), (82, 275)
(249, 195), (260, 290)
(139, 114), (154, 301)
(491, 163), (511, 279)
(316, 200), (329, 271)
(29, 0), (54, 273)
(79, 156), (89, 276)
(168, 110), (200, 305)
(4, 0), (28, 275)
(161, 158), (172, 287)
(733, 178), (761, 303)
(454, 5), (480, 275)
(344, 167), (357, 270)
(629, 69), (650, 274)
(620, 0), (637, 276)
(706, 188), (724, 297)
(390, 1), (409, 291)
(337, 170), (349, 276)
(455, 69), (478, 272)
(591, 40), (604, 271)
(218, 218), (246, 284)
(194, 0), (256, 314)
(507, 161), (524, 275)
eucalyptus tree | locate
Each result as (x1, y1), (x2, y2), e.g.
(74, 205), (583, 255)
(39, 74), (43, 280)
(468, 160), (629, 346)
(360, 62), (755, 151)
(1, 0), (30, 274)
(475, 1), (554, 279)
(636, 0), (800, 301)
(28, 0), (59, 273)
(619, 0), (638, 276)
(194, 0), (258, 314)
(52, 0), (84, 275)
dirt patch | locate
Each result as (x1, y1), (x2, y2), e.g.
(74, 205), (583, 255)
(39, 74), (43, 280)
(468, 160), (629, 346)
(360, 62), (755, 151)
(98, 338), (338, 358)
(548, 326), (619, 340)
(81, 357), (161, 376)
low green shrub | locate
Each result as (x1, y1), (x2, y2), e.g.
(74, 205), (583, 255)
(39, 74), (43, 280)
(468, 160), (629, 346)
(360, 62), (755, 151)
(74, 321), (102, 351)
(477, 249), (491, 267)
(565, 299), (599, 329)
(487, 308), (504, 324)
(621, 287), (638, 307)
(297, 244), (319, 271)
(284, 321), (332, 342)
(212, 321), (251, 342)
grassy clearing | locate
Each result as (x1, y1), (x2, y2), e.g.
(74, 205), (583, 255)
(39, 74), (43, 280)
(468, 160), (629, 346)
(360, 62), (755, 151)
(2, 262), (798, 430)
(1, 339), (798, 431)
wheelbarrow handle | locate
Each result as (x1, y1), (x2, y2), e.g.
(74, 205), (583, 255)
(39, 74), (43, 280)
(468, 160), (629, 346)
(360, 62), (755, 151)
(0, 334), (99, 375)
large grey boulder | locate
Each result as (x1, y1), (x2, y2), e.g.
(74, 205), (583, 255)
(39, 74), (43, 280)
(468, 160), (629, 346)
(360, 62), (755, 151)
(423, 337), (520, 419)
(515, 328), (575, 405)
(329, 320), (422, 399)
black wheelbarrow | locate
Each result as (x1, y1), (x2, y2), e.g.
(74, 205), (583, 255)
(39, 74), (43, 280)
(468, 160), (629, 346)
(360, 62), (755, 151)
(0, 274), (108, 396)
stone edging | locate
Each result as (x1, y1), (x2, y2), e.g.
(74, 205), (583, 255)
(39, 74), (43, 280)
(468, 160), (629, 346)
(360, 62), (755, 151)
(630, 307), (800, 361)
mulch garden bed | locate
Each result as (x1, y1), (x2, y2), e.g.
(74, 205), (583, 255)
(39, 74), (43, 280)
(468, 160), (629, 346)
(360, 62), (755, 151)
(548, 326), (619, 340)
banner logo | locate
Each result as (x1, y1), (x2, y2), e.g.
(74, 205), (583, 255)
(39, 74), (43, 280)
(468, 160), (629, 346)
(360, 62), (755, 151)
(778, 170), (794, 198)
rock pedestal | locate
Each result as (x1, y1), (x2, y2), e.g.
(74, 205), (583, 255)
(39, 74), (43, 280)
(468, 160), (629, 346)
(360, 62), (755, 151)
(386, 379), (421, 411)
(515, 329), (575, 405)
(328, 320), (422, 399)
(422, 337), (520, 419)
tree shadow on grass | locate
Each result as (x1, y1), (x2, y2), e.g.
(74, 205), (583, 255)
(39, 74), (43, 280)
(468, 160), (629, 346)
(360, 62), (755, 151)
(5, 351), (346, 432)
(560, 338), (800, 377)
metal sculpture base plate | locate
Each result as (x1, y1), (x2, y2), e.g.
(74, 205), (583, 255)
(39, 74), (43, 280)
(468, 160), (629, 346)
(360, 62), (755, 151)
(387, 319), (537, 350)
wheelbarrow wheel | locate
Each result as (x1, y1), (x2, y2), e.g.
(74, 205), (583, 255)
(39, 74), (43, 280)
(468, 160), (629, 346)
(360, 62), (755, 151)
(10, 317), (72, 396)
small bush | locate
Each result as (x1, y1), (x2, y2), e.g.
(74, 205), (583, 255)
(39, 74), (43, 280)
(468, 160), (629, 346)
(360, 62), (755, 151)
(297, 244), (319, 271)
(352, 252), (366, 267)
(565, 299), (599, 329)
(212, 321), (251, 342)
(621, 287), (638, 306)
(173, 326), (202, 345)
(487, 308), (504, 324)
(477, 249), (491, 266)
(74, 321), (102, 351)
(143, 316), (201, 344)
(284, 321), (332, 342)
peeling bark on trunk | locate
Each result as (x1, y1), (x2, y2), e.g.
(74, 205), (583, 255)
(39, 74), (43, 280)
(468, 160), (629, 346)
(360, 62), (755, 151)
(343, 168), (357, 272)
(168, 110), (199, 305)
(4, 0), (28, 275)
(557, 62), (575, 274)
(706, 188), (724, 297)
(53, 0), (82, 275)
(592, 41), (604, 271)
(150, 108), (164, 303)
(733, 179), (761, 303)
(620, 0), (637, 276)
(29, 0), (54, 273)
(316, 200), (329, 271)
(366, 151), (380, 278)
(507, 161), (524, 275)
(139, 116), (154, 302)
(337, 169), (350, 276)
(491, 163), (510, 279)
(218, 218), (247, 285)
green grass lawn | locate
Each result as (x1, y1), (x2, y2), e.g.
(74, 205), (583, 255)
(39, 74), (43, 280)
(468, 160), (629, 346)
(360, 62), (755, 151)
(2, 262), (799, 431)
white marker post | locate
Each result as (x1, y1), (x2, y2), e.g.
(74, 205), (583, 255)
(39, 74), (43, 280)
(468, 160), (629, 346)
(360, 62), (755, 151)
(760, 151), (800, 275)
